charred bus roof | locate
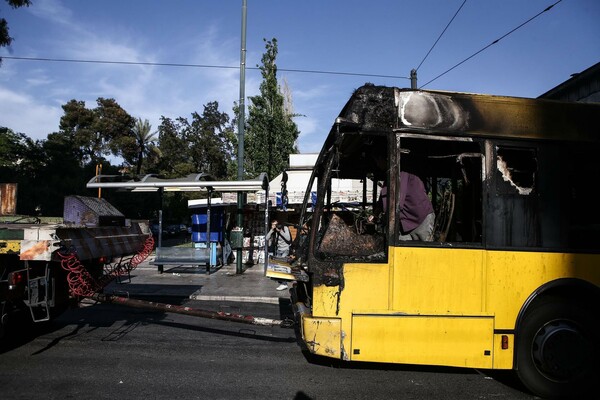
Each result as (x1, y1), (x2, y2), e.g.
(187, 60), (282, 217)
(325, 84), (600, 144)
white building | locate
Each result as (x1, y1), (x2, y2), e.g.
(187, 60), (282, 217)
(190, 153), (375, 210)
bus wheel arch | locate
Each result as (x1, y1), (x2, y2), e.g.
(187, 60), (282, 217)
(515, 280), (599, 398)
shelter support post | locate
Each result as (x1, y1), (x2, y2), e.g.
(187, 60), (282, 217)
(236, 192), (244, 274)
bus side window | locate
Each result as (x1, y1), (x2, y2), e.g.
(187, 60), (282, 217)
(400, 137), (483, 244)
(429, 156), (482, 244)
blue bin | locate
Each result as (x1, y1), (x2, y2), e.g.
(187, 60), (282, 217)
(192, 210), (224, 243)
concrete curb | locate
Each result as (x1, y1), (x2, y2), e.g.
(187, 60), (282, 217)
(188, 294), (285, 304)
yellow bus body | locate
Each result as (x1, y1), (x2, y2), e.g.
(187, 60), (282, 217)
(293, 85), (600, 397)
(300, 246), (600, 370)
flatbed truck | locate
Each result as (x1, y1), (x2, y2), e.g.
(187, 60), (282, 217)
(0, 195), (152, 339)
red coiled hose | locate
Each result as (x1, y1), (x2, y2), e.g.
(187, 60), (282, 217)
(130, 234), (155, 268)
(58, 234), (155, 298)
(57, 251), (100, 297)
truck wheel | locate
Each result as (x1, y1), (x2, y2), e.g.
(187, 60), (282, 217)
(516, 297), (598, 399)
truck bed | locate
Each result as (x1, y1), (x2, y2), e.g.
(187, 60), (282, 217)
(0, 221), (150, 261)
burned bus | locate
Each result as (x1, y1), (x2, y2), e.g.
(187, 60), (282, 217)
(272, 84), (600, 399)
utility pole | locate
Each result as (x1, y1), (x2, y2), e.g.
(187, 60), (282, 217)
(236, 0), (247, 274)
(410, 69), (417, 89)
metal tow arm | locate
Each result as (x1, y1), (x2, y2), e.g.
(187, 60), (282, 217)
(90, 294), (295, 328)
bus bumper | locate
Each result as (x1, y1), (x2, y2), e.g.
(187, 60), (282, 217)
(291, 291), (344, 360)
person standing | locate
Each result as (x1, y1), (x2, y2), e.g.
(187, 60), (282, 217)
(266, 219), (292, 290)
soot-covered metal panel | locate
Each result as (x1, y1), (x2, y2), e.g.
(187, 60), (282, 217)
(63, 196), (125, 227)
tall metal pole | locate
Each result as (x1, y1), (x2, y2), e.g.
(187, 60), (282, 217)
(236, 0), (247, 274)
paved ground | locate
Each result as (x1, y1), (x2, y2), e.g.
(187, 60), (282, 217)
(105, 254), (289, 305)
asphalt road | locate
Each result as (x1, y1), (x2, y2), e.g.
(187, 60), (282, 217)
(0, 299), (537, 400)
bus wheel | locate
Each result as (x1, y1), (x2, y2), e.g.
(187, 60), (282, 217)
(516, 298), (598, 399)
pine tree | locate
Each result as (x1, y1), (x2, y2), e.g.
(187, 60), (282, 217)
(245, 38), (299, 180)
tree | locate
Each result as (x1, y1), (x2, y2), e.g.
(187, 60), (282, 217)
(0, 127), (65, 215)
(185, 101), (234, 179)
(34, 131), (90, 216)
(95, 98), (136, 160)
(244, 38), (299, 180)
(156, 116), (190, 177)
(0, 0), (30, 65)
(130, 117), (159, 175)
(0, 127), (45, 178)
(0, 126), (27, 168)
(57, 100), (96, 163)
(154, 103), (236, 224)
(157, 102), (234, 180)
(58, 97), (135, 165)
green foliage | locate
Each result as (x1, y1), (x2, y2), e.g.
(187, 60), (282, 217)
(58, 98), (135, 165)
(153, 102), (237, 223)
(0, 35), (305, 220)
(0, 126), (27, 167)
(127, 117), (159, 175)
(157, 101), (233, 180)
(186, 101), (234, 179)
(0, 126), (86, 215)
(0, 127), (45, 196)
(57, 100), (95, 162)
(95, 98), (136, 159)
(30, 130), (94, 215)
(0, 19), (11, 48)
(228, 102), (241, 180)
(156, 116), (190, 177)
(245, 38), (299, 180)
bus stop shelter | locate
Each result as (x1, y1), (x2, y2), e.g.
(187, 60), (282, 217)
(86, 173), (269, 274)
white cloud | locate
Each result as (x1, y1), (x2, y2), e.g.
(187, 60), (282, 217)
(0, 86), (62, 139)
(3, 4), (256, 139)
(292, 84), (331, 101)
(28, 0), (74, 26)
(25, 77), (53, 86)
(1, 2), (389, 156)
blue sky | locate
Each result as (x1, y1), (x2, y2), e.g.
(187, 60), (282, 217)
(1, 0), (598, 154)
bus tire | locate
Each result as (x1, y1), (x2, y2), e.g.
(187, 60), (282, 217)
(516, 297), (598, 399)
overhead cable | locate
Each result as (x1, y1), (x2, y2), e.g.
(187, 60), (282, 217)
(416, 0), (468, 72)
(420, 0), (563, 88)
(0, 56), (410, 80)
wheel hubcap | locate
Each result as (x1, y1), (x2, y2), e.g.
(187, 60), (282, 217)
(532, 320), (590, 382)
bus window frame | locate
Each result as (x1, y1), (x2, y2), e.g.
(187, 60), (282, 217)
(310, 130), (390, 264)
(395, 132), (485, 247)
